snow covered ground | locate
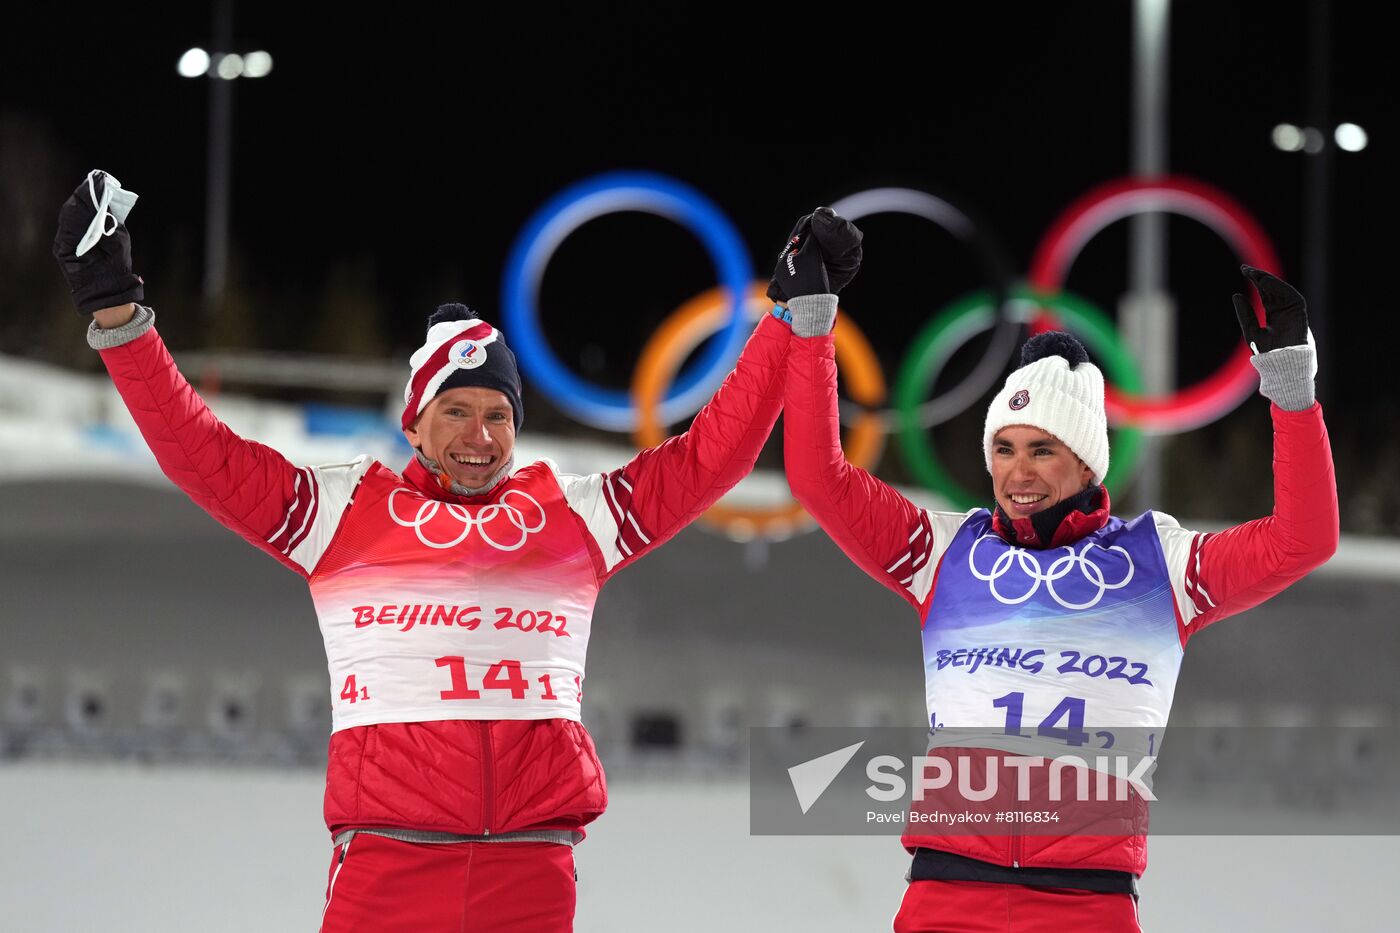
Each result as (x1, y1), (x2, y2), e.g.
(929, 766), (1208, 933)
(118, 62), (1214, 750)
(1, 763), (1396, 932)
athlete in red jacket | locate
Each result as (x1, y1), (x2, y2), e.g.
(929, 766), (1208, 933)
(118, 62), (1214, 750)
(51, 172), (839, 932)
(782, 213), (1338, 932)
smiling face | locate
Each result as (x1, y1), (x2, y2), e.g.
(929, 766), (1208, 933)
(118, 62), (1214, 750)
(989, 424), (1094, 518)
(403, 386), (516, 488)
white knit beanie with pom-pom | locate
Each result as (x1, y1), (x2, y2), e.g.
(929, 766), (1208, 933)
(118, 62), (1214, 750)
(983, 331), (1109, 484)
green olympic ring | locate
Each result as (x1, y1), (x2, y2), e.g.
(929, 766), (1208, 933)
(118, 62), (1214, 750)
(894, 287), (1145, 511)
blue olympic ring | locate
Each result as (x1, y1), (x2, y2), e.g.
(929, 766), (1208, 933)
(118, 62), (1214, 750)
(501, 172), (753, 432)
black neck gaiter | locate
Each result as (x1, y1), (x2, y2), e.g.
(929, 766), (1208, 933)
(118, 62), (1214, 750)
(992, 484), (1106, 549)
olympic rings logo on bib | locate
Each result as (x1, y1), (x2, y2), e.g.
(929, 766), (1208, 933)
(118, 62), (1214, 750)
(968, 533), (1135, 610)
(388, 488), (546, 551)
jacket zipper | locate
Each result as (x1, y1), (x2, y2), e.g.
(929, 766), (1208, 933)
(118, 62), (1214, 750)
(1011, 804), (1022, 868)
(480, 720), (494, 835)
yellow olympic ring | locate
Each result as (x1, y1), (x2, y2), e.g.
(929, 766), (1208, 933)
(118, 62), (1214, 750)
(631, 282), (887, 541)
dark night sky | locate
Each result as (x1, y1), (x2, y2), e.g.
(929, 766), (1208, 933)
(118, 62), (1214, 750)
(1, 1), (1394, 523)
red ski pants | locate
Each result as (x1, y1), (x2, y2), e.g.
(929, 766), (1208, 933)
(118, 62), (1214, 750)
(893, 879), (1140, 933)
(320, 834), (576, 933)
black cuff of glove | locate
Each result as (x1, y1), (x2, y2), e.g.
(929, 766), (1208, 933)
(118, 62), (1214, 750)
(73, 273), (144, 316)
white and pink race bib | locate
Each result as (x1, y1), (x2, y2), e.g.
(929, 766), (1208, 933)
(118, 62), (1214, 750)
(308, 462), (601, 730)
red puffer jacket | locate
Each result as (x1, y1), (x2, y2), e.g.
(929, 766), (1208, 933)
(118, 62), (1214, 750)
(324, 719), (606, 838)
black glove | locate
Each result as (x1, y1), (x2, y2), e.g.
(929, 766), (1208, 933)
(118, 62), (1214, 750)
(1232, 265), (1308, 353)
(808, 206), (863, 294)
(766, 213), (828, 304)
(52, 172), (144, 316)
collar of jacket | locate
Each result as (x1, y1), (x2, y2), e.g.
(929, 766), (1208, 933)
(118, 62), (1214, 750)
(991, 484), (1111, 549)
(403, 455), (507, 504)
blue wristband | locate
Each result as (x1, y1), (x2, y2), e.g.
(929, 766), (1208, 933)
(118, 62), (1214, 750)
(770, 304), (793, 326)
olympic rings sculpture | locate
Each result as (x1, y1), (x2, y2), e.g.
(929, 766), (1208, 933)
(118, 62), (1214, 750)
(1027, 176), (1283, 432)
(501, 172), (752, 432)
(826, 189), (1020, 430)
(498, 172), (1282, 539)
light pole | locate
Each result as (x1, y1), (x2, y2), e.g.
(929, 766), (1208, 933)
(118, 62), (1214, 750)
(176, 0), (273, 319)
(1268, 0), (1365, 405)
(1126, 0), (1172, 510)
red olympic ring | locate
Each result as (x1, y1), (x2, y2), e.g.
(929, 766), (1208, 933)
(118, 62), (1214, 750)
(1028, 176), (1283, 432)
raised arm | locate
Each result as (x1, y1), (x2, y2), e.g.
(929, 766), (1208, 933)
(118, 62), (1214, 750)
(561, 210), (853, 576)
(576, 311), (792, 571)
(54, 174), (358, 577)
(1155, 267), (1339, 641)
(763, 210), (958, 613)
(784, 295), (965, 614)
